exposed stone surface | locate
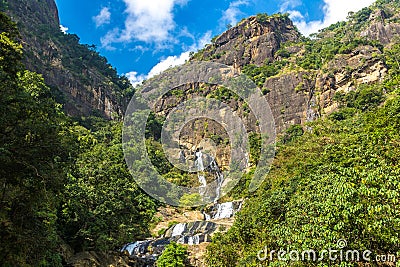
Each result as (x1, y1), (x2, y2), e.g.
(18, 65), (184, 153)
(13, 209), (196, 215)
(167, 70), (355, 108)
(153, 82), (258, 169)
(264, 45), (387, 129)
(360, 9), (400, 45)
(316, 45), (387, 115)
(7, 0), (60, 29)
(187, 243), (209, 267)
(6, 0), (128, 118)
(194, 15), (301, 67)
(263, 71), (316, 131)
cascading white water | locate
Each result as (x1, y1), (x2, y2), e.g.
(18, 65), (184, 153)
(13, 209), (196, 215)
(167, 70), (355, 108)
(188, 235), (200, 245)
(178, 234), (203, 245)
(214, 202), (234, 220)
(195, 150), (204, 171)
(198, 175), (207, 188)
(195, 150), (207, 195)
(122, 240), (150, 255)
(209, 157), (224, 202)
(203, 212), (211, 221)
(171, 223), (186, 237)
(193, 149), (225, 201)
(214, 170), (224, 203)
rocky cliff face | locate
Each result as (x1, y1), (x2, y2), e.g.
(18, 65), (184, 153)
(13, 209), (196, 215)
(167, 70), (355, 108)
(5, 0), (130, 118)
(188, 7), (396, 133)
(194, 14), (301, 68)
(6, 0), (59, 30)
(140, 9), (394, 172)
(265, 44), (388, 130)
(360, 8), (400, 45)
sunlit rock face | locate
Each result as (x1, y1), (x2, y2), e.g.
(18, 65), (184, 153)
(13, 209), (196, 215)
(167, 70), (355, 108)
(6, 0), (127, 119)
(194, 15), (301, 67)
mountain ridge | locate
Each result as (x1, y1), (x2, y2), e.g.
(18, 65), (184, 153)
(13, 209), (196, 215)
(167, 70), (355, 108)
(4, 0), (132, 119)
(2, 0), (400, 266)
(188, 3), (399, 132)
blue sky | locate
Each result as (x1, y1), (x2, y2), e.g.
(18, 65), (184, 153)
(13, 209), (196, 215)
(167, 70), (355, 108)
(54, 0), (375, 85)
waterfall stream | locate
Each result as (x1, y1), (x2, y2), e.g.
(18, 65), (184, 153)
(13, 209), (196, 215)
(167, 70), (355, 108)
(195, 150), (207, 196)
(121, 201), (244, 262)
(208, 157), (224, 203)
(171, 223), (186, 237)
(214, 202), (234, 220)
(193, 149), (225, 201)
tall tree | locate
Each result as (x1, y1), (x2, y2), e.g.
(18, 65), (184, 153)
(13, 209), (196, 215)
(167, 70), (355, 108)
(0, 12), (68, 266)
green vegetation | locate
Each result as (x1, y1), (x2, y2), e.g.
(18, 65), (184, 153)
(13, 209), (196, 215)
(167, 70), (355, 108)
(206, 16), (400, 264)
(282, 124), (304, 144)
(242, 60), (288, 87)
(0, 12), (157, 265)
(0, 12), (68, 265)
(255, 13), (290, 24)
(179, 193), (202, 207)
(59, 121), (157, 251)
(206, 82), (400, 266)
(296, 37), (382, 70)
(156, 242), (188, 267)
(333, 84), (384, 111)
(46, 31), (133, 102)
(3, 0), (400, 265)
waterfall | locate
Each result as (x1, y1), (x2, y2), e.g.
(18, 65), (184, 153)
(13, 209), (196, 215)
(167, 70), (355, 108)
(178, 234), (205, 245)
(121, 201), (243, 260)
(171, 223), (186, 237)
(121, 240), (151, 255)
(195, 150), (204, 171)
(198, 175), (207, 188)
(195, 150), (207, 195)
(214, 202), (234, 220)
(188, 235), (200, 245)
(208, 156), (224, 203)
(214, 170), (224, 203)
(193, 149), (225, 201)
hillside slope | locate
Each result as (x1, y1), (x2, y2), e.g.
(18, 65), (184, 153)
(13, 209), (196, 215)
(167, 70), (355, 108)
(203, 0), (400, 265)
(191, 1), (400, 132)
(4, 0), (132, 118)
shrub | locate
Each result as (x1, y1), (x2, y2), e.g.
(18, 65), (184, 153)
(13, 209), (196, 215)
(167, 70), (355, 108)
(156, 242), (188, 267)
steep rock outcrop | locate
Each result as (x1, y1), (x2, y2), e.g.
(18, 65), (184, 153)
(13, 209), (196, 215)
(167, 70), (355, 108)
(263, 45), (387, 132)
(360, 8), (400, 45)
(189, 13), (389, 132)
(315, 45), (387, 115)
(194, 14), (301, 67)
(5, 0), (130, 118)
(263, 71), (316, 131)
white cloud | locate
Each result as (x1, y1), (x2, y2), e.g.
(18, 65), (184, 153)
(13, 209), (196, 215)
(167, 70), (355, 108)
(125, 71), (147, 87)
(280, 0), (301, 11)
(125, 53), (190, 86)
(287, 10), (304, 21)
(220, 0), (249, 28)
(102, 0), (187, 49)
(189, 31), (212, 51)
(125, 31), (212, 86)
(60, 25), (69, 34)
(93, 7), (111, 28)
(283, 0), (376, 36)
(148, 52), (191, 78)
